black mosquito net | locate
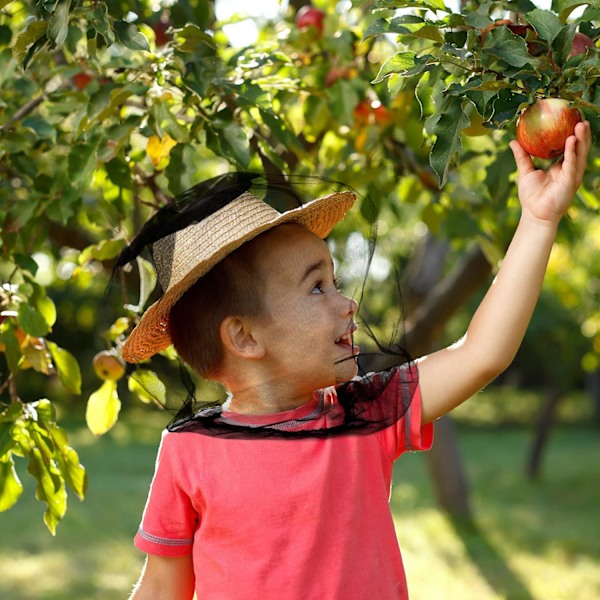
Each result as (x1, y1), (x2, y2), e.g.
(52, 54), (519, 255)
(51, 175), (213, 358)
(115, 171), (418, 439)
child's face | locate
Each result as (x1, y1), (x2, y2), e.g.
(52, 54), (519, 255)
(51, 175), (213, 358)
(248, 223), (359, 397)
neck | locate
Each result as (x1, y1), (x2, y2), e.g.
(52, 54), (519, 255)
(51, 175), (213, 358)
(225, 383), (314, 415)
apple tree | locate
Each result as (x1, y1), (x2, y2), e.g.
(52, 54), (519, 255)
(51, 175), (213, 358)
(1, 0), (599, 531)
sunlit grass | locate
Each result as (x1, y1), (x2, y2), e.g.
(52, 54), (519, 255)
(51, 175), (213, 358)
(1, 401), (599, 599)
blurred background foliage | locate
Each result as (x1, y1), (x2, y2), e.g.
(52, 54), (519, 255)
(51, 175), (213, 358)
(0, 0), (599, 540)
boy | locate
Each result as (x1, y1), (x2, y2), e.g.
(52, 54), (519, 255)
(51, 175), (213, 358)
(124, 123), (590, 599)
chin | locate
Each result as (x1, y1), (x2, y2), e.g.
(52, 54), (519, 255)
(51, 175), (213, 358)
(335, 361), (359, 384)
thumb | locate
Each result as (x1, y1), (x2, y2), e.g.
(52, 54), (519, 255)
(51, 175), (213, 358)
(509, 140), (535, 178)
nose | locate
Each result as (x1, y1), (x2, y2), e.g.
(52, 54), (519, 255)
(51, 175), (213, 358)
(339, 292), (358, 317)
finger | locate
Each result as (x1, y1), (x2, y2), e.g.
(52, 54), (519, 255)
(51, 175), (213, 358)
(509, 140), (535, 178)
(573, 121), (591, 181)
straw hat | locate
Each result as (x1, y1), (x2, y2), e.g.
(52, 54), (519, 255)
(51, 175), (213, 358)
(122, 189), (356, 363)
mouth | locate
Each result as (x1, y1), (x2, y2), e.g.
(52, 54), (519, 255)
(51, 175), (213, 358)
(335, 324), (359, 355)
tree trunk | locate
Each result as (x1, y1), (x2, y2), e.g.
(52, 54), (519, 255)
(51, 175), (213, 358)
(585, 370), (600, 428)
(369, 239), (492, 518)
(525, 388), (562, 480)
(424, 416), (472, 519)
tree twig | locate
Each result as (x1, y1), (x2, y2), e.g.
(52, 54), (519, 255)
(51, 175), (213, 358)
(0, 95), (45, 133)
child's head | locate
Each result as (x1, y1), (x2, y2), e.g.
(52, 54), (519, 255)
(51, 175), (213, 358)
(170, 222), (359, 390)
(118, 173), (356, 379)
(167, 228), (266, 379)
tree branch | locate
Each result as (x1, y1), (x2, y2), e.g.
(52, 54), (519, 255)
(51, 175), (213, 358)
(0, 95), (45, 133)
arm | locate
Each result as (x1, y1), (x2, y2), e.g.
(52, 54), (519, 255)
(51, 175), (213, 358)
(130, 554), (195, 600)
(418, 121), (591, 424)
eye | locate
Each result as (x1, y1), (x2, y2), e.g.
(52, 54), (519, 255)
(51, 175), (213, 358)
(333, 277), (342, 292)
(311, 281), (325, 294)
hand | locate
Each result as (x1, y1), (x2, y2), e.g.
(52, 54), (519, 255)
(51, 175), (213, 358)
(509, 120), (591, 225)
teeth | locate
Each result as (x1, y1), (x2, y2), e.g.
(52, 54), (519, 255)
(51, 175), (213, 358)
(336, 332), (352, 344)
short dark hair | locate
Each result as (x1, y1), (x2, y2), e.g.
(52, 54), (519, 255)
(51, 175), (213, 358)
(168, 240), (265, 379)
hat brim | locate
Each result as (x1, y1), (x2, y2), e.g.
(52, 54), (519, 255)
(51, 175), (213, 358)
(122, 190), (356, 363)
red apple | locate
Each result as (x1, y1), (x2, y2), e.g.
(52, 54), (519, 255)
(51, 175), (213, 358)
(568, 32), (595, 59)
(73, 72), (93, 90)
(353, 100), (372, 124)
(296, 6), (325, 38)
(373, 103), (393, 126)
(153, 21), (171, 46)
(516, 98), (581, 159)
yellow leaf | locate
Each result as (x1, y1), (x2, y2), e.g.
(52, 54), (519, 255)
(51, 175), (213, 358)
(146, 134), (177, 168)
(86, 380), (121, 436)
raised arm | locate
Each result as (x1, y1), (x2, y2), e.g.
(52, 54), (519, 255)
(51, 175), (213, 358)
(130, 554), (195, 600)
(417, 120), (591, 425)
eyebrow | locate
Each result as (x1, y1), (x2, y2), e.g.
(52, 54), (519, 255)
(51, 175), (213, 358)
(299, 258), (334, 284)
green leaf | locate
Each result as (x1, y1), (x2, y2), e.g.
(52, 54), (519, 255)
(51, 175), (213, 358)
(375, 0), (449, 12)
(327, 79), (360, 127)
(78, 238), (125, 265)
(362, 16), (424, 41)
(136, 256), (157, 312)
(18, 303), (49, 337)
(114, 21), (150, 52)
(0, 419), (16, 457)
(551, 0), (599, 21)
(490, 88), (528, 126)
(68, 141), (98, 186)
(36, 295), (57, 329)
(149, 101), (189, 143)
(220, 122), (251, 168)
(259, 109), (303, 152)
(0, 328), (21, 374)
(166, 144), (196, 195)
(551, 23), (576, 66)
(174, 23), (216, 52)
(13, 21), (47, 66)
(429, 96), (470, 187)
(47, 425), (87, 500)
(86, 380), (121, 436)
(128, 369), (167, 405)
(0, 0), (15, 10)
(483, 26), (532, 68)
(0, 454), (23, 512)
(47, 0), (71, 47)
(47, 341), (82, 394)
(525, 9), (562, 43)
(485, 146), (515, 205)
(22, 117), (57, 143)
(27, 443), (66, 535)
(372, 51), (417, 84)
(464, 4), (492, 29)
(89, 3), (115, 45)
(105, 158), (133, 188)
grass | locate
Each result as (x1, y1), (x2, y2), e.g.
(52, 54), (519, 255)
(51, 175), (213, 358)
(1, 396), (600, 600)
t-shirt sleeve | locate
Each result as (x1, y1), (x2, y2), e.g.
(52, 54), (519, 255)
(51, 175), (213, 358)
(134, 430), (198, 556)
(373, 364), (434, 461)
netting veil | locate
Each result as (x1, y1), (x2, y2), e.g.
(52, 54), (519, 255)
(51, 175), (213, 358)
(116, 172), (418, 439)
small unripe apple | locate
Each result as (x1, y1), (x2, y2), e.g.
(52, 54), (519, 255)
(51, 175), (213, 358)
(568, 32), (595, 59)
(516, 98), (581, 159)
(93, 350), (125, 381)
(296, 6), (325, 38)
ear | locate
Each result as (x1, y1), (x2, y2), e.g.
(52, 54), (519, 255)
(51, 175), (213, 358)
(219, 316), (264, 360)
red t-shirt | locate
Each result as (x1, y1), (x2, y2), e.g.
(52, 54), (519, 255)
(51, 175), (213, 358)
(135, 367), (433, 599)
